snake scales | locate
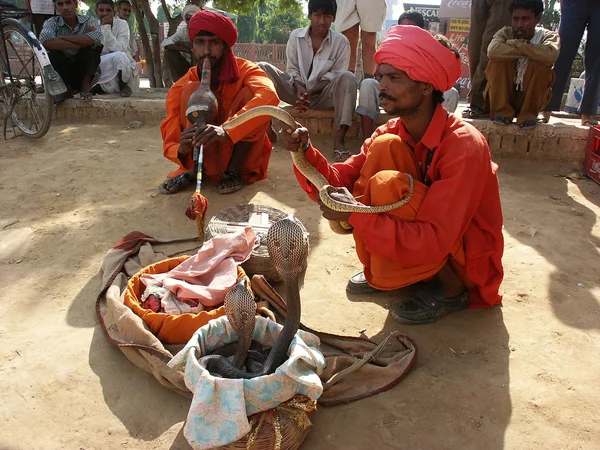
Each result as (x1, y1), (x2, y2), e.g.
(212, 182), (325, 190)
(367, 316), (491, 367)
(222, 105), (415, 234)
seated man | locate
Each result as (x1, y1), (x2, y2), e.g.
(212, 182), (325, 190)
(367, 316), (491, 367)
(91, 0), (138, 97)
(39, 0), (102, 103)
(357, 10), (460, 138)
(486, 0), (559, 130)
(279, 26), (504, 324)
(159, 10), (279, 195)
(162, 4), (200, 83)
(258, 0), (357, 162)
(116, 0), (139, 61)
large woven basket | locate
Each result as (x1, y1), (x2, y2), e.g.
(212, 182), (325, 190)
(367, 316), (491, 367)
(206, 204), (307, 283)
(213, 396), (316, 450)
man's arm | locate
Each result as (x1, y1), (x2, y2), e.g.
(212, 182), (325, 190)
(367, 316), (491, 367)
(161, 27), (191, 52)
(515, 31), (560, 65)
(101, 19), (130, 53)
(487, 27), (524, 61)
(285, 31), (303, 85)
(42, 38), (82, 50)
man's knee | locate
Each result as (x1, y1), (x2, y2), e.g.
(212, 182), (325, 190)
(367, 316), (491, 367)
(371, 133), (403, 148)
(359, 78), (379, 96)
(335, 70), (358, 89)
(360, 31), (377, 47)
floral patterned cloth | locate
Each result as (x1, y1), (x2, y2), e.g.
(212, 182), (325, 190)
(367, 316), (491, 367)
(168, 316), (325, 449)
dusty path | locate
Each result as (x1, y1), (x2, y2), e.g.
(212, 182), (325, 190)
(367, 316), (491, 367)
(0, 122), (598, 449)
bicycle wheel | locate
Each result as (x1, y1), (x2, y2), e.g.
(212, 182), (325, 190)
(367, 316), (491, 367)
(0, 18), (52, 138)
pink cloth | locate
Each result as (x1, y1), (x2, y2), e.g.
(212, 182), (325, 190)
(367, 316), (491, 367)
(141, 227), (257, 307)
(374, 25), (462, 92)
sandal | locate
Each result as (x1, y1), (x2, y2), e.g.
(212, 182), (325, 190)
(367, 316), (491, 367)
(217, 171), (243, 194)
(493, 115), (511, 125)
(519, 119), (537, 130)
(391, 283), (470, 324)
(462, 106), (486, 119)
(79, 92), (93, 101)
(582, 119), (599, 127)
(333, 149), (351, 162)
(158, 172), (194, 195)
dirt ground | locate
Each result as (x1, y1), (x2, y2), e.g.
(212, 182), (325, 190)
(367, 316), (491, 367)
(1, 121), (599, 450)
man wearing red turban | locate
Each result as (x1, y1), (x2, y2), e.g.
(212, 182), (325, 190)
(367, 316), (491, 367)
(159, 9), (279, 195)
(280, 25), (505, 325)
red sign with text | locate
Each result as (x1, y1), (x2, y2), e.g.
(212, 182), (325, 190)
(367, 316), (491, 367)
(447, 31), (471, 97)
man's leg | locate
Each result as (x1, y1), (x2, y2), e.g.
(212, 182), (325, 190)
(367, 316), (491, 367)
(581, 1), (600, 123)
(356, 78), (380, 138)
(164, 50), (191, 83)
(312, 71), (357, 159)
(486, 59), (517, 122)
(342, 24), (360, 73)
(544, 0), (588, 118)
(360, 30), (377, 77)
(516, 61), (555, 127)
(469, 0), (513, 114)
(47, 50), (73, 103)
(355, 0), (386, 77)
(256, 62), (297, 104)
(73, 46), (101, 96)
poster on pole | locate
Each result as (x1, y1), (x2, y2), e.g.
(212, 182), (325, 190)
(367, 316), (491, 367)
(439, 0), (472, 19)
(447, 31), (471, 97)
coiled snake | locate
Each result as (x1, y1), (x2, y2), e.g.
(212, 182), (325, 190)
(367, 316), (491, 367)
(222, 106), (415, 234)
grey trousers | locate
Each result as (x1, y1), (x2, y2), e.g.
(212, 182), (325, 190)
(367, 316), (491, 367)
(468, 0), (513, 111)
(546, 0), (600, 115)
(258, 62), (357, 130)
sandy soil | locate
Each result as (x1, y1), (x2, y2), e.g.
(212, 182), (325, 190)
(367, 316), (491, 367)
(0, 121), (599, 450)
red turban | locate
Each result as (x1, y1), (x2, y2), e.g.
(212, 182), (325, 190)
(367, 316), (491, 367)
(374, 25), (461, 92)
(188, 10), (239, 84)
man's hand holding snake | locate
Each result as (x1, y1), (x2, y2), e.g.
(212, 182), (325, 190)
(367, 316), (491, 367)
(319, 188), (356, 222)
(276, 122), (310, 152)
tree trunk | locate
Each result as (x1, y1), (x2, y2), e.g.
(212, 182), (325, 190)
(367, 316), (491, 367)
(130, 0), (157, 87)
(139, 0), (164, 88)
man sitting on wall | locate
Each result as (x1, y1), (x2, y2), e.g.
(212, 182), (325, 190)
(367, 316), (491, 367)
(162, 4), (201, 83)
(116, 0), (139, 61)
(159, 10), (279, 195)
(91, 0), (138, 97)
(486, 0), (559, 129)
(39, 0), (102, 104)
(258, 0), (357, 162)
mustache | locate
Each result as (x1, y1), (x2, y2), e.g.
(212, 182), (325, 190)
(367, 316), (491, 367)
(379, 93), (396, 101)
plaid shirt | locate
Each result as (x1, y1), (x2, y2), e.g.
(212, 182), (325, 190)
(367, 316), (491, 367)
(39, 14), (102, 57)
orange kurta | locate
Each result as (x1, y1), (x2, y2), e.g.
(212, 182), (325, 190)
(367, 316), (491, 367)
(160, 57), (279, 183)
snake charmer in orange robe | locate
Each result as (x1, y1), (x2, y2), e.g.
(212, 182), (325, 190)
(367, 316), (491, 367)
(160, 57), (279, 183)
(294, 104), (504, 308)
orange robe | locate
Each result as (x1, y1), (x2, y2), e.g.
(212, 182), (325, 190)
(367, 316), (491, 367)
(294, 104), (504, 308)
(160, 57), (279, 183)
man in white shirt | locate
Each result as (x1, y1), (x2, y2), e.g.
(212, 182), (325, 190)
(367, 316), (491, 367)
(24, 0), (54, 37)
(92, 0), (138, 97)
(116, 0), (139, 61)
(161, 4), (200, 82)
(259, 0), (357, 161)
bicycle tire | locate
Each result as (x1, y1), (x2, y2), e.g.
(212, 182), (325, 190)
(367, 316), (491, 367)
(1, 17), (52, 139)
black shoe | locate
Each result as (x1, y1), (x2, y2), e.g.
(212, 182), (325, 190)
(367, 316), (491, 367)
(391, 283), (470, 324)
(346, 271), (381, 295)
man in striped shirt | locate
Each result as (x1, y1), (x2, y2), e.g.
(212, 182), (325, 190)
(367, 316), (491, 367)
(39, 0), (103, 103)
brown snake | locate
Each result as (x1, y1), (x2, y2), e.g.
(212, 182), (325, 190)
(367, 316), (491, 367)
(222, 105), (415, 234)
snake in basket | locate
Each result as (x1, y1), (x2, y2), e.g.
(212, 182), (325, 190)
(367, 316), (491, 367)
(200, 216), (307, 379)
(221, 106), (415, 235)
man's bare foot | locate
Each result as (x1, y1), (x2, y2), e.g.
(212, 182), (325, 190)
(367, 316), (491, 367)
(120, 85), (132, 97)
(582, 114), (599, 127)
(542, 111), (551, 123)
(333, 127), (351, 162)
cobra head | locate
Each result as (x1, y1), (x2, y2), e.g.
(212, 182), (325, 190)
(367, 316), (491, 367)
(267, 216), (309, 280)
(185, 57), (218, 128)
(223, 277), (256, 337)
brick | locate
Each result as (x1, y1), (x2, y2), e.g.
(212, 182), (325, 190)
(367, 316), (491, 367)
(501, 134), (516, 154)
(488, 132), (502, 152)
(514, 135), (529, 156)
(526, 137), (544, 159)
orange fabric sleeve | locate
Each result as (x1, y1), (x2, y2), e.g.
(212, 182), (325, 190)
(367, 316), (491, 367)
(225, 59), (279, 144)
